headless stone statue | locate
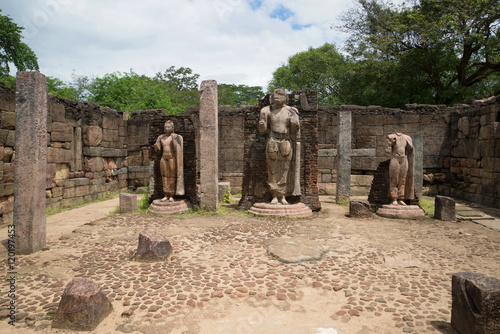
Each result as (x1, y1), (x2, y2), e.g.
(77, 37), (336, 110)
(259, 89), (301, 205)
(386, 133), (414, 205)
(154, 121), (184, 201)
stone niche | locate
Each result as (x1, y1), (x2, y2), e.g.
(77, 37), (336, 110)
(238, 91), (321, 212)
(146, 111), (198, 207)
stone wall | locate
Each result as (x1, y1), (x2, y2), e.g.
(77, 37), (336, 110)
(448, 97), (500, 207)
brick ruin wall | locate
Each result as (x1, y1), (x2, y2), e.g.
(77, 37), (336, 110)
(0, 80), (499, 225)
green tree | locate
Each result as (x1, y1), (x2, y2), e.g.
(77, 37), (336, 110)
(268, 43), (350, 106)
(340, 0), (500, 104)
(46, 76), (81, 100)
(89, 70), (175, 113)
(0, 9), (39, 79)
(218, 83), (264, 107)
(154, 66), (200, 110)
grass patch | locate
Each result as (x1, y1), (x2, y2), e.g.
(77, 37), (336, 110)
(46, 193), (119, 216)
(175, 205), (228, 217)
(420, 198), (435, 216)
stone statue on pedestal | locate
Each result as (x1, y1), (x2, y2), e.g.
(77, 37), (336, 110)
(259, 88), (301, 205)
(386, 133), (414, 205)
(154, 120), (184, 202)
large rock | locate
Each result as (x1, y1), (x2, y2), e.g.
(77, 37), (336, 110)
(135, 227), (173, 261)
(349, 199), (372, 218)
(451, 272), (500, 334)
(435, 195), (456, 221)
(52, 278), (113, 331)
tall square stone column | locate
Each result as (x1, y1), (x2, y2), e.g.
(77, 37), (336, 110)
(199, 80), (218, 211)
(14, 72), (48, 254)
(336, 110), (351, 203)
(411, 132), (423, 199)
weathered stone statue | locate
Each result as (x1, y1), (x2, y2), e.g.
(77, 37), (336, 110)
(259, 89), (301, 205)
(154, 120), (184, 201)
(386, 132), (414, 205)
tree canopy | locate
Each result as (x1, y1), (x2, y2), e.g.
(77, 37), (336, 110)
(340, 0), (500, 104)
(0, 9), (39, 78)
(268, 43), (350, 106)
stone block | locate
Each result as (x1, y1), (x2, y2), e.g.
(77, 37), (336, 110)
(84, 157), (104, 172)
(5, 130), (15, 147)
(83, 146), (102, 157)
(102, 129), (119, 142)
(55, 163), (69, 180)
(434, 195), (456, 221)
(135, 227), (173, 261)
(1, 111), (16, 129)
(2, 147), (13, 162)
(451, 272), (500, 334)
(101, 148), (125, 157)
(52, 278), (113, 331)
(349, 200), (372, 218)
(321, 173), (332, 183)
(47, 147), (71, 163)
(51, 122), (73, 142)
(3, 162), (14, 183)
(49, 102), (65, 122)
(82, 126), (103, 146)
(119, 193), (137, 213)
(103, 116), (119, 130)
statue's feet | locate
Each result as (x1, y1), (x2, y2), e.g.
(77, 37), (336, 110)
(161, 197), (168, 202)
(281, 198), (289, 205)
(168, 197), (174, 202)
(398, 200), (407, 206)
(270, 197), (279, 205)
(391, 200), (398, 206)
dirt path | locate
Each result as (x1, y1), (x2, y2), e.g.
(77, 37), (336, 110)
(1, 196), (499, 334)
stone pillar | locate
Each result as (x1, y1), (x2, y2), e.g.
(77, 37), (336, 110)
(14, 72), (48, 254)
(199, 80), (218, 211)
(411, 132), (423, 199)
(336, 110), (351, 203)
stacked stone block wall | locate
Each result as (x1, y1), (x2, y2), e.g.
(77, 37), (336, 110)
(448, 97), (500, 207)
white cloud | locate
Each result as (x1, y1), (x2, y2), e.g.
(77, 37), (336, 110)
(2, 0), (355, 91)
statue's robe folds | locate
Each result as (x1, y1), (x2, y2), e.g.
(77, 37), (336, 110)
(154, 133), (184, 197)
(259, 105), (301, 197)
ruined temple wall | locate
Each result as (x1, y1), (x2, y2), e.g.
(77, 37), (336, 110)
(317, 105), (452, 195)
(0, 82), (128, 225)
(447, 97), (500, 207)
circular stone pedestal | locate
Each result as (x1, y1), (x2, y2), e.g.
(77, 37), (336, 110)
(148, 199), (189, 215)
(376, 204), (425, 219)
(249, 202), (313, 217)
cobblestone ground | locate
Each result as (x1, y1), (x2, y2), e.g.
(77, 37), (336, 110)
(1, 199), (499, 333)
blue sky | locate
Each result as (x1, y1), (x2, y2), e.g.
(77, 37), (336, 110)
(1, 0), (354, 90)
